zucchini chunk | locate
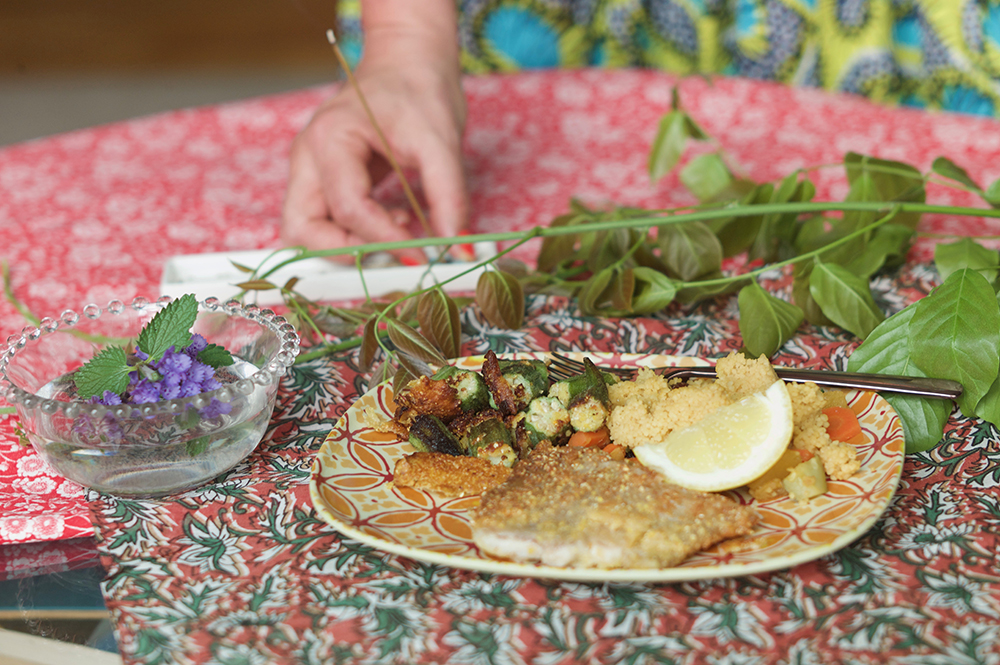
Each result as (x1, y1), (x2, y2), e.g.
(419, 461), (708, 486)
(408, 414), (464, 456)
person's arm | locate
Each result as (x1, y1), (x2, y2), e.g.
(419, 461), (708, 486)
(282, 0), (467, 260)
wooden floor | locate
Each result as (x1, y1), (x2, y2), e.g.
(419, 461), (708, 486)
(2, 0), (339, 75)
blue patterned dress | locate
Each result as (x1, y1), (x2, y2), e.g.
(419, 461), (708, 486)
(337, 0), (1000, 116)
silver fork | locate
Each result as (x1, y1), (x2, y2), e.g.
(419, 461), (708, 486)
(547, 352), (963, 400)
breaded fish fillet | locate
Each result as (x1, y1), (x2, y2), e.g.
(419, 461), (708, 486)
(471, 444), (758, 569)
(393, 452), (512, 497)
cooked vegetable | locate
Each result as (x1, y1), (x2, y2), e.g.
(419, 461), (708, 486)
(782, 455), (828, 502)
(462, 416), (518, 467)
(393, 376), (463, 425)
(408, 414), (464, 456)
(746, 448), (803, 502)
(550, 358), (612, 432)
(567, 427), (611, 449)
(481, 351), (520, 415)
(522, 396), (571, 447)
(498, 359), (550, 410)
(823, 405), (862, 442)
(602, 443), (626, 461)
(432, 365), (491, 413)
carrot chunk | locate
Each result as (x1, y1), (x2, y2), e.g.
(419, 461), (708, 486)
(567, 427), (611, 448)
(602, 443), (626, 461)
(823, 406), (862, 442)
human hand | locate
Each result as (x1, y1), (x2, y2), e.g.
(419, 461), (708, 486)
(283, 27), (468, 262)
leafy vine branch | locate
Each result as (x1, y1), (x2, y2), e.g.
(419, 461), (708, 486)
(236, 98), (1000, 455)
(5, 96), (1000, 454)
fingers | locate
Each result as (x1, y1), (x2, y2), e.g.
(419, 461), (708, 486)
(283, 127), (424, 263)
(413, 134), (471, 260)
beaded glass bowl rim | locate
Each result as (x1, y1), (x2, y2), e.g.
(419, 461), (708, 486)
(0, 295), (300, 420)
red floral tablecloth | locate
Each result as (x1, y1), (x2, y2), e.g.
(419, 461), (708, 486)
(2, 69), (1000, 662)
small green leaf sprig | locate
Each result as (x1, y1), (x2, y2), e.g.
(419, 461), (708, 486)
(73, 294), (234, 402)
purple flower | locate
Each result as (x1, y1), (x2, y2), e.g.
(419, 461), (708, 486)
(130, 380), (160, 404)
(199, 398), (232, 419)
(158, 351), (192, 375)
(186, 334), (208, 356)
(200, 377), (221, 392)
(187, 363), (213, 384)
(113, 335), (224, 405)
(159, 382), (181, 400)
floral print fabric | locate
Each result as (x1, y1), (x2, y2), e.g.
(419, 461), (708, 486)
(339, 0), (1000, 116)
(1, 68), (1000, 661)
(90, 288), (1000, 664)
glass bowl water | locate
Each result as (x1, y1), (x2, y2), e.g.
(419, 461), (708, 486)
(0, 296), (300, 497)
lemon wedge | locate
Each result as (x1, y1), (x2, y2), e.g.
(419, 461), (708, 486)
(632, 379), (794, 492)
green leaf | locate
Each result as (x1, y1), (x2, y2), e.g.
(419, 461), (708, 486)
(737, 281), (804, 358)
(706, 184), (772, 257)
(752, 172), (815, 262)
(417, 288), (461, 359)
(884, 393), (952, 454)
(577, 267), (616, 316)
(586, 228), (632, 273)
(809, 262), (884, 338)
(658, 221), (723, 282)
(197, 343), (234, 368)
(73, 346), (132, 399)
(137, 293), (199, 361)
(648, 111), (688, 183)
(934, 237), (999, 285)
(839, 172), (879, 233)
(537, 213), (582, 272)
(630, 267), (677, 314)
(366, 359), (392, 391)
(229, 261), (255, 274)
(475, 270), (525, 329)
(358, 317), (379, 372)
(844, 153), (925, 229)
(395, 351), (434, 379)
(610, 268), (635, 312)
(909, 268), (1000, 416)
(235, 279), (279, 291)
(931, 156), (980, 190)
(385, 319), (447, 367)
(844, 223), (914, 277)
(390, 364), (413, 394)
(984, 178), (1000, 208)
(679, 152), (735, 203)
(675, 271), (748, 305)
(847, 305), (951, 452)
(974, 376), (1000, 430)
(186, 436), (211, 456)
(792, 260), (834, 326)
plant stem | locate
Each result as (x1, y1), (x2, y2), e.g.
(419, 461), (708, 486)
(1, 260), (41, 327)
(326, 30), (433, 239)
(256, 200), (1000, 277)
(687, 206), (902, 288)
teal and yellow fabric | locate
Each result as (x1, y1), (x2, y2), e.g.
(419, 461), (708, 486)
(336, 0), (1000, 117)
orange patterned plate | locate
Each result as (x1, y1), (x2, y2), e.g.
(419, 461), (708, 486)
(309, 353), (905, 582)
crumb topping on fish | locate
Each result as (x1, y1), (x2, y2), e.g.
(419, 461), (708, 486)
(471, 444), (759, 569)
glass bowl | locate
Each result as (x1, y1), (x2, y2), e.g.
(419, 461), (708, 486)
(0, 296), (300, 497)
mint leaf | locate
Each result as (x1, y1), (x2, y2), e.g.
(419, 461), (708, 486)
(137, 294), (199, 362)
(73, 346), (132, 399)
(198, 343), (235, 368)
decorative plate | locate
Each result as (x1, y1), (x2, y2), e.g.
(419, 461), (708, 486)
(309, 353), (905, 582)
